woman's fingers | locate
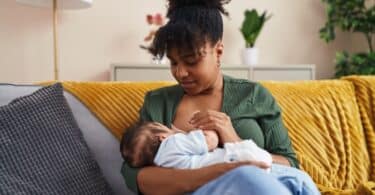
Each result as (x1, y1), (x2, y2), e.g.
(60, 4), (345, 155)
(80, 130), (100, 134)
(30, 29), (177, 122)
(190, 110), (227, 127)
(189, 114), (212, 127)
(189, 110), (208, 124)
(196, 121), (222, 131)
(189, 110), (241, 142)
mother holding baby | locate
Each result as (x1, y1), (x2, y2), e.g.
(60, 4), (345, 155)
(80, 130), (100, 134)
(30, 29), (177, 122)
(121, 0), (319, 194)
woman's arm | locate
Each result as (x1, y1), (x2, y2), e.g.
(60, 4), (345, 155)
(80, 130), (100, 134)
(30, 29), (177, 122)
(254, 84), (299, 168)
(138, 161), (269, 195)
(272, 154), (291, 166)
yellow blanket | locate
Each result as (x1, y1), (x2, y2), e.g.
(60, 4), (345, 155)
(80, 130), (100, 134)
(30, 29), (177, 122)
(343, 76), (375, 182)
(261, 80), (374, 195)
(54, 81), (174, 139)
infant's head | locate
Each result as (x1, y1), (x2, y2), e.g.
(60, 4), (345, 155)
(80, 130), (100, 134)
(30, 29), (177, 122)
(120, 121), (175, 168)
(120, 121), (220, 168)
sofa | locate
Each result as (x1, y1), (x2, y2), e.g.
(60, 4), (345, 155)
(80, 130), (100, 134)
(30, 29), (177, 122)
(0, 76), (374, 195)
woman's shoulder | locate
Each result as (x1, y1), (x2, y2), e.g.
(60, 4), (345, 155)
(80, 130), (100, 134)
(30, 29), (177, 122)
(224, 75), (267, 93)
(223, 75), (274, 104)
(146, 84), (182, 97)
(143, 84), (183, 105)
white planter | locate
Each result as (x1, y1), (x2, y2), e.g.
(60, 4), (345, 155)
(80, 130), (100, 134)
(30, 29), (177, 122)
(241, 47), (259, 66)
(151, 55), (168, 65)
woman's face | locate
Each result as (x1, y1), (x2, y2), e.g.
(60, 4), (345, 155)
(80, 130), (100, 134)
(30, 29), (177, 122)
(167, 42), (223, 95)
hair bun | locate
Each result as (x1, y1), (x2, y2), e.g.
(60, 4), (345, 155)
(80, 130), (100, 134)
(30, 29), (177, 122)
(167, 0), (231, 16)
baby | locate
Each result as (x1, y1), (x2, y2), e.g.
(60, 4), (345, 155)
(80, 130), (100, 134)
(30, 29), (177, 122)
(120, 121), (272, 170)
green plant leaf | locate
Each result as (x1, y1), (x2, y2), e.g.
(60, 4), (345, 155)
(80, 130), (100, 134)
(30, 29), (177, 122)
(320, 0), (374, 77)
(335, 52), (375, 78)
(240, 9), (271, 48)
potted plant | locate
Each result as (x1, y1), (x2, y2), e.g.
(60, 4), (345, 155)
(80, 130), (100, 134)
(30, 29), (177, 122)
(320, 0), (374, 78)
(240, 9), (272, 66)
(140, 13), (167, 64)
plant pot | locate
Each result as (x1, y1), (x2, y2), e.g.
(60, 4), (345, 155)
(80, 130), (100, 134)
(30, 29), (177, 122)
(241, 47), (259, 66)
(151, 55), (168, 65)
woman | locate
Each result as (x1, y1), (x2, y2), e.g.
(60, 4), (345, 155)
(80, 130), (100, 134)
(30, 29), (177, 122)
(121, 0), (319, 194)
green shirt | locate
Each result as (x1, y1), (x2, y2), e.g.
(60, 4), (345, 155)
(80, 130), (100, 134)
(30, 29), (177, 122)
(121, 75), (299, 194)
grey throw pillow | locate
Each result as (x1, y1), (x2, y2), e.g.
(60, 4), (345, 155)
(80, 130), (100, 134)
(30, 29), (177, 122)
(0, 83), (113, 195)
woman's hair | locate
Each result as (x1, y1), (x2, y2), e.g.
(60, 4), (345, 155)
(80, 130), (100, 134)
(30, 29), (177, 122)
(120, 122), (167, 168)
(149, 0), (231, 60)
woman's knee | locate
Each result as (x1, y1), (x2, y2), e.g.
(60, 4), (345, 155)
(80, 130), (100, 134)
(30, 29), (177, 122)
(271, 164), (320, 194)
(272, 164), (314, 182)
(193, 165), (292, 195)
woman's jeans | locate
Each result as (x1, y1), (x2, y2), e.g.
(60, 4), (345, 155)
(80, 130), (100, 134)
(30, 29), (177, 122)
(192, 164), (320, 195)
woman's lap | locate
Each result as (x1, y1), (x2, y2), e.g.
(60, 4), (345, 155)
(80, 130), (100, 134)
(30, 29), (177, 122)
(192, 164), (320, 195)
(192, 165), (291, 195)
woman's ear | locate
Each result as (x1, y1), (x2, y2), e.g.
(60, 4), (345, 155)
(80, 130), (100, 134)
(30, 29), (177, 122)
(215, 41), (224, 58)
(215, 41), (224, 67)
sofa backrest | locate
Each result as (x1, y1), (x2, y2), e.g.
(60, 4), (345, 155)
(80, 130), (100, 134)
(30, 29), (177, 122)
(2, 78), (373, 194)
(57, 80), (373, 192)
(261, 80), (370, 192)
(57, 81), (176, 140)
(57, 80), (372, 192)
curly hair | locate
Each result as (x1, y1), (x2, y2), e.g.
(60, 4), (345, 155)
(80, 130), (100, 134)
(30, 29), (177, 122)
(120, 122), (167, 168)
(148, 0), (231, 60)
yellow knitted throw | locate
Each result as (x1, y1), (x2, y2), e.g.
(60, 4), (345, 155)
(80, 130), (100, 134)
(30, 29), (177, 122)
(343, 76), (375, 181)
(56, 81), (175, 139)
(42, 79), (374, 194)
(261, 80), (373, 195)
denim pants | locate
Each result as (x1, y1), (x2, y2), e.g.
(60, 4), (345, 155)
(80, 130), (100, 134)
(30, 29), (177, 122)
(192, 164), (320, 195)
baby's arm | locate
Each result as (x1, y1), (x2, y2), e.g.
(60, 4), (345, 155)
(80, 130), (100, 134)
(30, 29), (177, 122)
(224, 140), (272, 170)
(154, 130), (228, 169)
(184, 148), (227, 169)
(177, 139), (272, 169)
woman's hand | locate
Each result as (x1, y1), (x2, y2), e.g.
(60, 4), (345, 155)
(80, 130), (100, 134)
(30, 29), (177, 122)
(271, 154), (291, 166)
(189, 110), (241, 143)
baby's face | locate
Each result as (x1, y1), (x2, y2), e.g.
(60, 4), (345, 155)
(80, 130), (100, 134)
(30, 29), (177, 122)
(162, 124), (219, 151)
(148, 122), (176, 136)
(149, 122), (186, 142)
(203, 130), (219, 151)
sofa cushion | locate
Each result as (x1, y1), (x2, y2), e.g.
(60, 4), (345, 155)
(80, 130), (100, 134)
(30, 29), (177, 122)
(0, 83), (113, 194)
(0, 83), (132, 195)
(261, 80), (370, 193)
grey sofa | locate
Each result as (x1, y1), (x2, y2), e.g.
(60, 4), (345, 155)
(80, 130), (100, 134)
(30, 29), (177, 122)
(0, 84), (134, 195)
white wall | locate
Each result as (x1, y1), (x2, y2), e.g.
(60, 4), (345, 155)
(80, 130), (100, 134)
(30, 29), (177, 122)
(350, 33), (374, 53)
(0, 0), (361, 82)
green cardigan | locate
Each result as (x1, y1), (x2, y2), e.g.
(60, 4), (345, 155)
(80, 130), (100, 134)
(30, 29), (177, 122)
(121, 75), (299, 194)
